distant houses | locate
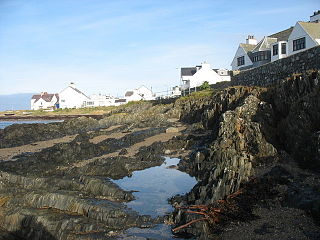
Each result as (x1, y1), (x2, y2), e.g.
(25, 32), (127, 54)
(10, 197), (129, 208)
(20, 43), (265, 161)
(30, 83), (157, 110)
(31, 92), (59, 110)
(231, 11), (320, 71)
(180, 62), (231, 90)
(125, 86), (155, 102)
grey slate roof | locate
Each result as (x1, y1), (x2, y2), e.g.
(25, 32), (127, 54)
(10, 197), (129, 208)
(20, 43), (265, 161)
(32, 93), (59, 103)
(239, 43), (256, 52)
(268, 27), (294, 41)
(252, 37), (277, 52)
(125, 91), (134, 97)
(181, 67), (197, 76)
(298, 21), (320, 40)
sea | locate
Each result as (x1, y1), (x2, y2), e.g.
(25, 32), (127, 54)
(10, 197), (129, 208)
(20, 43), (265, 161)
(0, 120), (63, 129)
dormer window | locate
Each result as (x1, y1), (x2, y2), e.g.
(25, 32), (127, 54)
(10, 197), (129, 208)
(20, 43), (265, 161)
(293, 37), (305, 51)
(237, 56), (245, 66)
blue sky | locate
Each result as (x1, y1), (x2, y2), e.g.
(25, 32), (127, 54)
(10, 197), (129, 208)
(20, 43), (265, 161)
(0, 0), (319, 97)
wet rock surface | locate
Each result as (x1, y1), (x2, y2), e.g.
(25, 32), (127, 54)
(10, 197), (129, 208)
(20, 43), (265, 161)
(0, 71), (319, 239)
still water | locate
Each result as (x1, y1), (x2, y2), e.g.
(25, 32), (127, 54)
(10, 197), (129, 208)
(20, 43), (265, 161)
(0, 120), (63, 129)
(113, 157), (197, 239)
(113, 157), (197, 217)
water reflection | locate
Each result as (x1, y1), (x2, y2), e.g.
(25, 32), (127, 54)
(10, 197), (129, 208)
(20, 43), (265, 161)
(113, 157), (197, 217)
(0, 120), (63, 129)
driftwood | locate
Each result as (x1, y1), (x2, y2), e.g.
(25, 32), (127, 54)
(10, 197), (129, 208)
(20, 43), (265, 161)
(172, 189), (244, 232)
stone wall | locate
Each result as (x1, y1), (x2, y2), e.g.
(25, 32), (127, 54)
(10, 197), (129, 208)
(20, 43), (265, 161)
(232, 46), (320, 86)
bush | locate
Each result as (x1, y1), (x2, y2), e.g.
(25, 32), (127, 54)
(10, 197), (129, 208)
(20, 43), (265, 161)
(200, 81), (211, 90)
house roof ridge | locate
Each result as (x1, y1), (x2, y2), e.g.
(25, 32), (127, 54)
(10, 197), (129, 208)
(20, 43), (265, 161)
(69, 86), (90, 99)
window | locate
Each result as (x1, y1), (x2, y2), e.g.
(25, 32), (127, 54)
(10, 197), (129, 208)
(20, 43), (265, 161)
(273, 44), (278, 56)
(293, 37), (305, 51)
(237, 56), (245, 66)
(281, 43), (286, 54)
(61, 100), (65, 102)
(252, 51), (269, 62)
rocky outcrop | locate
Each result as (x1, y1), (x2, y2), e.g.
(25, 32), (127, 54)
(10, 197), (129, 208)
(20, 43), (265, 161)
(170, 70), (320, 238)
(271, 71), (320, 170)
(0, 71), (319, 239)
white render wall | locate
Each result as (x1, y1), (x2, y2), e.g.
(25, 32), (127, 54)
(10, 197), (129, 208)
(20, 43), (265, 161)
(287, 22), (318, 56)
(271, 41), (288, 62)
(231, 46), (254, 70)
(181, 63), (225, 90)
(219, 75), (231, 82)
(90, 94), (116, 107)
(125, 91), (143, 102)
(59, 87), (90, 109)
(31, 96), (58, 110)
(136, 86), (155, 100)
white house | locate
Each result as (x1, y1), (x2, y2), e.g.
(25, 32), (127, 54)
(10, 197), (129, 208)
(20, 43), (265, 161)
(59, 83), (91, 109)
(171, 86), (181, 97)
(232, 11), (320, 70)
(31, 92), (59, 110)
(231, 36), (257, 70)
(125, 86), (155, 102)
(180, 62), (227, 90)
(90, 94), (116, 107)
(287, 21), (320, 56)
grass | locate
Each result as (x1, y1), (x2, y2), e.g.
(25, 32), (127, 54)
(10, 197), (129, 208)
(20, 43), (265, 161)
(0, 101), (148, 116)
(0, 106), (116, 116)
(179, 89), (220, 101)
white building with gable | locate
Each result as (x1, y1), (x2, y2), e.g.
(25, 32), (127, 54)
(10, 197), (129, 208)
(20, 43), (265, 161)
(90, 94), (116, 107)
(180, 62), (229, 90)
(125, 86), (155, 102)
(59, 83), (91, 109)
(231, 10), (320, 70)
(31, 92), (59, 110)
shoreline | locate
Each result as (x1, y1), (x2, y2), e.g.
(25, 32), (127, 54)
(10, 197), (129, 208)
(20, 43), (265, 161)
(0, 114), (104, 121)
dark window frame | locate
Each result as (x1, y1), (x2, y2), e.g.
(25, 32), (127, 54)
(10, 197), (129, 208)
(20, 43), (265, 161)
(293, 37), (306, 51)
(237, 56), (245, 66)
(273, 44), (278, 56)
(252, 51), (269, 62)
(281, 43), (287, 54)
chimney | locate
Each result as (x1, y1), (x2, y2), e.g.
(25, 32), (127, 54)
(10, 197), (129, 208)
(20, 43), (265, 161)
(310, 10), (320, 23)
(69, 82), (76, 88)
(246, 35), (257, 45)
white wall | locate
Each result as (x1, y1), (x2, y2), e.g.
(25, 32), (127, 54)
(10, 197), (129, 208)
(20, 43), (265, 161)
(231, 46), (253, 70)
(90, 94), (116, 107)
(181, 63), (229, 90)
(136, 86), (155, 100)
(271, 41), (288, 62)
(219, 75), (231, 82)
(288, 22), (318, 56)
(125, 91), (143, 102)
(31, 95), (58, 110)
(189, 63), (223, 88)
(59, 87), (90, 109)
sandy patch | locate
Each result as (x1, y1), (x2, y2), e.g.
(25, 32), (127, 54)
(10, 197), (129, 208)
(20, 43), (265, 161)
(0, 135), (77, 161)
